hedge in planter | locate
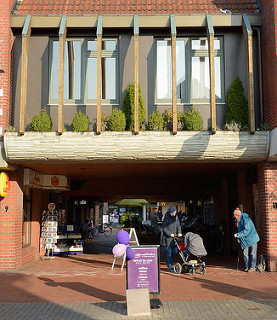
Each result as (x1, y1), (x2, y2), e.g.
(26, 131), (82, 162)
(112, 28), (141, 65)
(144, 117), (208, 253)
(72, 111), (89, 132)
(123, 83), (146, 130)
(182, 107), (203, 131)
(148, 110), (164, 131)
(226, 76), (248, 127)
(107, 109), (126, 131)
(30, 109), (52, 132)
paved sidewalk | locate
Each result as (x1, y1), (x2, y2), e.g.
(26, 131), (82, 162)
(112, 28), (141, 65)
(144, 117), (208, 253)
(0, 299), (277, 319)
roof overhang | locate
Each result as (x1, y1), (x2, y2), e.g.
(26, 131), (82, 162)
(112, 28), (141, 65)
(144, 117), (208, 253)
(10, 14), (262, 30)
(268, 127), (277, 162)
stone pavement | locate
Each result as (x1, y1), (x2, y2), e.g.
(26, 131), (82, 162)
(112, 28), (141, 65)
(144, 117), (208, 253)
(0, 299), (277, 319)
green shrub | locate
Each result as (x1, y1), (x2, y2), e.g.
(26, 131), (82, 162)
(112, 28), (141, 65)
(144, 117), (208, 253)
(226, 77), (248, 127)
(121, 213), (142, 229)
(72, 111), (89, 132)
(30, 109), (52, 132)
(123, 83), (146, 130)
(107, 109), (126, 131)
(162, 109), (184, 131)
(182, 107), (203, 131)
(148, 110), (164, 131)
(260, 122), (270, 131)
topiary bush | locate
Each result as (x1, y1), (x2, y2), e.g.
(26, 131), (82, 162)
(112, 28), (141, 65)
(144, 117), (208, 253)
(107, 109), (126, 131)
(72, 111), (89, 132)
(162, 109), (184, 131)
(182, 107), (203, 131)
(148, 110), (164, 131)
(30, 109), (52, 132)
(123, 83), (146, 130)
(226, 77), (248, 127)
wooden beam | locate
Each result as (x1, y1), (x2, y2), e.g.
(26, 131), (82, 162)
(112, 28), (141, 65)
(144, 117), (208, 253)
(206, 14), (216, 134)
(243, 14), (255, 134)
(96, 16), (103, 135)
(19, 15), (31, 135)
(170, 15), (177, 135)
(134, 15), (139, 134)
(58, 15), (67, 135)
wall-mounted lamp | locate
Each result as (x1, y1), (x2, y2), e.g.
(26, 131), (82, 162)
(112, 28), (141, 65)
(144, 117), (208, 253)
(0, 69), (5, 74)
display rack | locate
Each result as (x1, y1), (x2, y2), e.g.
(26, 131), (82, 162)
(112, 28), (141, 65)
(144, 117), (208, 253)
(53, 232), (83, 255)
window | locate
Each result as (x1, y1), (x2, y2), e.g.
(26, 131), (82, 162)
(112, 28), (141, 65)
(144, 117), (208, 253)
(22, 187), (32, 246)
(50, 38), (118, 104)
(156, 37), (224, 104)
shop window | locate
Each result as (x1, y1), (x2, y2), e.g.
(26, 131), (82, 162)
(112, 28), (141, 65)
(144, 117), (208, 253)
(49, 38), (118, 105)
(22, 187), (32, 247)
(155, 37), (224, 104)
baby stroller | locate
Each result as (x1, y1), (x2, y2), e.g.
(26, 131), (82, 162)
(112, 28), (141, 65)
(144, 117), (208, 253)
(173, 233), (207, 276)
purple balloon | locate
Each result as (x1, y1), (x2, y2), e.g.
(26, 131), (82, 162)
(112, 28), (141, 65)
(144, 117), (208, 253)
(116, 230), (130, 245)
(126, 246), (135, 260)
(112, 243), (127, 257)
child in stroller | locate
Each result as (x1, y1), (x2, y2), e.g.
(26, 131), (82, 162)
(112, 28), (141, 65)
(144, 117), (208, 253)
(173, 232), (207, 276)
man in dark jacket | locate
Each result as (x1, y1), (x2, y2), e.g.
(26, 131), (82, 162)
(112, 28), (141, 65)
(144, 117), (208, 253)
(162, 206), (182, 272)
(233, 208), (260, 272)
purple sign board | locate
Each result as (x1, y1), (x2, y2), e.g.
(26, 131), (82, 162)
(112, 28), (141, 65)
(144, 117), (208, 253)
(126, 245), (160, 295)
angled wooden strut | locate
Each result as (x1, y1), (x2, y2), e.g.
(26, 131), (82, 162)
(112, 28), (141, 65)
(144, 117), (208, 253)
(206, 14), (216, 134)
(96, 15), (103, 135)
(242, 14), (255, 134)
(58, 15), (67, 135)
(134, 15), (139, 134)
(170, 15), (177, 135)
(19, 15), (31, 135)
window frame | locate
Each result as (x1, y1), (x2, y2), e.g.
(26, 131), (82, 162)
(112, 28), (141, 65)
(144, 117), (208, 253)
(155, 36), (225, 105)
(49, 37), (119, 105)
(22, 187), (32, 247)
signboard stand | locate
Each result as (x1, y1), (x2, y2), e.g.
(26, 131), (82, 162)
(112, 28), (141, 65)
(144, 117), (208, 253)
(112, 228), (139, 271)
(126, 245), (162, 309)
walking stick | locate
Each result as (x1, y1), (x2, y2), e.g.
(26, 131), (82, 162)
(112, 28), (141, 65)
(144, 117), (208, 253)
(236, 247), (240, 270)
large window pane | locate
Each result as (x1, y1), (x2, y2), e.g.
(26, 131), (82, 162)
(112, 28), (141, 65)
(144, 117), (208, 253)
(215, 57), (221, 99)
(87, 58), (97, 100)
(103, 58), (116, 99)
(157, 40), (172, 99)
(51, 40), (81, 100)
(191, 56), (210, 99)
(176, 40), (186, 100)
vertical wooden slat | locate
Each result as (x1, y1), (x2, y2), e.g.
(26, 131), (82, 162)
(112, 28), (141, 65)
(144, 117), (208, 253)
(206, 15), (216, 134)
(19, 15), (31, 135)
(58, 15), (67, 135)
(96, 16), (103, 135)
(243, 14), (255, 134)
(170, 15), (177, 135)
(134, 15), (139, 134)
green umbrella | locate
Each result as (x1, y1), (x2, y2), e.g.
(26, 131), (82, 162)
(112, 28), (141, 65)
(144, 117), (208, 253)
(115, 199), (143, 207)
(135, 199), (150, 205)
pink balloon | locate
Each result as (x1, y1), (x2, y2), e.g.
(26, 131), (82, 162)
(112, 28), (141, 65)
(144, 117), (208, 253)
(112, 243), (127, 257)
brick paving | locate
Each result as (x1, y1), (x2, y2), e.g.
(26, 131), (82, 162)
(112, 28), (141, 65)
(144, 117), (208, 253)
(0, 229), (277, 319)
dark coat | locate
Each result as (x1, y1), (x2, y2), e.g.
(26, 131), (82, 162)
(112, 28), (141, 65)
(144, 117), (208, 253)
(162, 212), (182, 247)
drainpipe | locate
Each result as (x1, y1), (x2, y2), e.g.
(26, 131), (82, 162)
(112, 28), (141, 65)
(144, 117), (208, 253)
(253, 27), (264, 124)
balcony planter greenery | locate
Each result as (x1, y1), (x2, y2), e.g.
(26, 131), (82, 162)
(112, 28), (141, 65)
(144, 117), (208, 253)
(107, 109), (126, 131)
(30, 109), (52, 132)
(72, 111), (89, 132)
(148, 110), (164, 131)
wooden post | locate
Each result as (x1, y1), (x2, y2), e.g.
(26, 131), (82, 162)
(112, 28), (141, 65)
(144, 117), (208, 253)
(96, 16), (103, 135)
(58, 15), (67, 135)
(206, 15), (216, 134)
(134, 15), (139, 134)
(170, 15), (177, 135)
(19, 15), (31, 135)
(242, 14), (255, 134)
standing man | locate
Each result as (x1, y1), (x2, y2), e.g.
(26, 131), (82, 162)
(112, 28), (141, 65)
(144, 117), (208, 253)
(162, 206), (182, 272)
(233, 208), (260, 272)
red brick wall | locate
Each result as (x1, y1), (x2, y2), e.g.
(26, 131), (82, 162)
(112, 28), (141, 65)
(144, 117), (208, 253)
(0, 170), (23, 270)
(259, 0), (277, 129)
(0, 0), (13, 134)
(258, 162), (277, 272)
